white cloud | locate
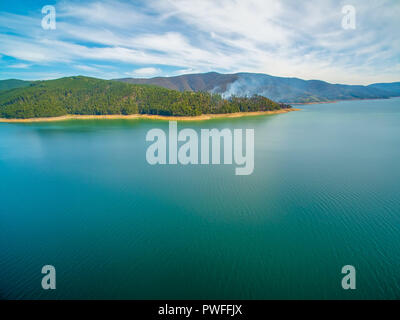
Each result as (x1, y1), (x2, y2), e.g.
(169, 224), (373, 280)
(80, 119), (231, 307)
(59, 1), (147, 28)
(8, 63), (31, 69)
(153, 0), (290, 46)
(75, 64), (99, 72)
(127, 67), (162, 77)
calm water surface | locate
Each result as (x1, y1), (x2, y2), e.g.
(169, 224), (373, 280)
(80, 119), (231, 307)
(1, 98), (400, 299)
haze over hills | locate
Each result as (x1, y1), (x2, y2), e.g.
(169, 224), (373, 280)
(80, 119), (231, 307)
(117, 72), (400, 104)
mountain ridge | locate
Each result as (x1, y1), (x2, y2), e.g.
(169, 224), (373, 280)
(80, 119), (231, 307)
(0, 79), (34, 91)
(2, 72), (399, 105)
(116, 72), (400, 104)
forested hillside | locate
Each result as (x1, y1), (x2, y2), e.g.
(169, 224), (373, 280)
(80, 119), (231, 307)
(0, 76), (291, 119)
(0, 79), (33, 92)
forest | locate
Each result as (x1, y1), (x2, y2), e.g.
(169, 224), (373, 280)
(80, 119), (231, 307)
(0, 76), (291, 119)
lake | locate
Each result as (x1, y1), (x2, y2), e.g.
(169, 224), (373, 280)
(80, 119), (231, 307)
(1, 98), (400, 299)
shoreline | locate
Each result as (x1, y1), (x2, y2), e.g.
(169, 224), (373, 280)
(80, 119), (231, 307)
(291, 101), (338, 105)
(291, 96), (400, 105)
(0, 108), (300, 123)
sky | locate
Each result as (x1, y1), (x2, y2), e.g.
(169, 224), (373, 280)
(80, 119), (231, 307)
(0, 0), (399, 84)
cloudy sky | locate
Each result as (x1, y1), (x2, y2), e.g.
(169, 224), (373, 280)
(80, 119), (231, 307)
(0, 0), (399, 84)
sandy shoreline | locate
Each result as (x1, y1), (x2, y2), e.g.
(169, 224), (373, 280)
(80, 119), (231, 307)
(0, 108), (300, 123)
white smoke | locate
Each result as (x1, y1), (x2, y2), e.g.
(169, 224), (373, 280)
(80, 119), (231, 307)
(220, 73), (301, 103)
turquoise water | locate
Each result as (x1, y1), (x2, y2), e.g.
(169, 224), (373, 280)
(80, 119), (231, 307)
(1, 98), (400, 300)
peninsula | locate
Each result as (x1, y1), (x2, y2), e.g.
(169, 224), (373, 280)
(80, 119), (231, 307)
(0, 76), (293, 121)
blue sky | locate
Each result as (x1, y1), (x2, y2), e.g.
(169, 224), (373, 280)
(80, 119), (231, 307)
(0, 0), (399, 84)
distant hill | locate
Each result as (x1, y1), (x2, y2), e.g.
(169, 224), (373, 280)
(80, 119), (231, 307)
(116, 72), (400, 103)
(118, 72), (238, 93)
(0, 79), (33, 91)
(0, 76), (290, 119)
(368, 82), (400, 96)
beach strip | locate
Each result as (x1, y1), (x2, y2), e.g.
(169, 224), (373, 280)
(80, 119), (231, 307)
(0, 108), (300, 123)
